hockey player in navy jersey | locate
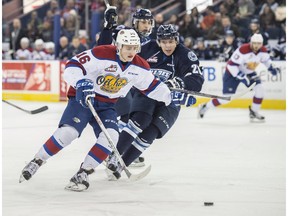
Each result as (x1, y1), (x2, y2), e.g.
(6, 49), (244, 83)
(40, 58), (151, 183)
(106, 24), (204, 180)
(19, 29), (172, 191)
(198, 33), (280, 122)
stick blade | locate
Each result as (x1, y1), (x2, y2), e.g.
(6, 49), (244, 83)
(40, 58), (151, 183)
(129, 165), (151, 182)
(30, 106), (49, 114)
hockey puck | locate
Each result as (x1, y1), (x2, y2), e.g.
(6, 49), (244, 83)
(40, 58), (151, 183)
(204, 202), (214, 206)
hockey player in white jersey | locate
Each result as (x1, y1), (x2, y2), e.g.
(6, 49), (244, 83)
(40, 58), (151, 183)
(198, 33), (280, 122)
(19, 29), (171, 191)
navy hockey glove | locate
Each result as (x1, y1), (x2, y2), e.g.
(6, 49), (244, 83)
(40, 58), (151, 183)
(236, 71), (250, 87)
(75, 79), (95, 108)
(268, 64), (280, 76)
(172, 92), (196, 107)
(104, 6), (118, 29)
(165, 77), (185, 89)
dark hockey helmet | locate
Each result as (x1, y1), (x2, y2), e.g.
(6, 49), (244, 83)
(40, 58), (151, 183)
(157, 24), (179, 42)
(132, 8), (155, 37)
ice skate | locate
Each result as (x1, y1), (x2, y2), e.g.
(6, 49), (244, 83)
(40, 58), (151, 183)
(106, 152), (123, 181)
(65, 168), (94, 192)
(130, 156), (145, 167)
(249, 106), (265, 122)
(198, 103), (208, 119)
(19, 158), (45, 183)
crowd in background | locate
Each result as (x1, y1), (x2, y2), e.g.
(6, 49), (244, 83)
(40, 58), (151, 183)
(2, 0), (286, 61)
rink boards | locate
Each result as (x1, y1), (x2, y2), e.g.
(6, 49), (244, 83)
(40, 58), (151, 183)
(2, 60), (286, 110)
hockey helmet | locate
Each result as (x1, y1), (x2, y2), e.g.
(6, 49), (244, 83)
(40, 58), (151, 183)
(116, 29), (141, 52)
(132, 8), (154, 37)
(250, 33), (263, 43)
(157, 24), (179, 42)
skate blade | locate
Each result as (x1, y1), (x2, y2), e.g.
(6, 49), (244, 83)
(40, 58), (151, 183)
(250, 118), (265, 123)
(64, 182), (87, 192)
(19, 175), (26, 183)
(129, 162), (145, 167)
(105, 168), (118, 181)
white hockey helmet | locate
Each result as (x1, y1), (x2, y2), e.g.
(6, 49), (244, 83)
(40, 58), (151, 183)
(250, 33), (263, 43)
(116, 29), (140, 46)
(116, 29), (141, 52)
(20, 37), (29, 45)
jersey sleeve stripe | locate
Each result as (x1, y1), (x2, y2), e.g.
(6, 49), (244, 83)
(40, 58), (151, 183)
(140, 79), (161, 95)
(65, 59), (87, 75)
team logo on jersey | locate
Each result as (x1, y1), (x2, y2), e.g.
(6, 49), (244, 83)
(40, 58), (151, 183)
(96, 74), (128, 93)
(146, 56), (158, 63)
(150, 69), (172, 82)
(246, 62), (259, 70)
(188, 51), (198, 61)
(104, 64), (118, 72)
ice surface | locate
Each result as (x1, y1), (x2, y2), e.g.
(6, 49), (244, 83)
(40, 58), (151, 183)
(2, 101), (286, 216)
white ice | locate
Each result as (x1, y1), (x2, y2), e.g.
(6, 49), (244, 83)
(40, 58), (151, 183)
(2, 101), (286, 216)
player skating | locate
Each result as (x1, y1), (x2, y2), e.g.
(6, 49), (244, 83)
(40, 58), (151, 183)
(98, 7), (155, 166)
(106, 24), (204, 180)
(198, 33), (280, 122)
(19, 29), (172, 191)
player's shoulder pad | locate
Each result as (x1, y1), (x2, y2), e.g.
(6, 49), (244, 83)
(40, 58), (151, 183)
(132, 55), (150, 70)
(259, 46), (268, 53)
(91, 45), (116, 60)
(239, 43), (252, 54)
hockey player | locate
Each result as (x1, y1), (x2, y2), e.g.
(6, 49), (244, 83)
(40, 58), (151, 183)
(19, 29), (172, 191)
(106, 24), (204, 180)
(98, 6), (155, 166)
(198, 33), (280, 122)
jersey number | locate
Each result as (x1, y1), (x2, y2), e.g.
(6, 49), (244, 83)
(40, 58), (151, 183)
(76, 52), (90, 64)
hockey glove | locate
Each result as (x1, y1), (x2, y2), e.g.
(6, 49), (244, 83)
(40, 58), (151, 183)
(268, 64), (280, 76)
(75, 79), (95, 108)
(236, 71), (250, 87)
(104, 6), (118, 29)
(165, 77), (185, 89)
(172, 91), (196, 107)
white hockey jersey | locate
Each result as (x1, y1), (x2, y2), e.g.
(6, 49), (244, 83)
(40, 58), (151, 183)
(64, 45), (171, 105)
(15, 48), (32, 60)
(226, 43), (272, 77)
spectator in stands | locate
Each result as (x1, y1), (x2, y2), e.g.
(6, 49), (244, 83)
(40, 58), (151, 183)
(50, 0), (60, 15)
(58, 36), (70, 60)
(45, 42), (55, 60)
(259, 4), (277, 33)
(61, 9), (80, 42)
(32, 39), (47, 60)
(167, 14), (179, 31)
(200, 6), (216, 32)
(150, 13), (164, 39)
(259, 0), (279, 15)
(178, 13), (203, 39)
(243, 18), (269, 45)
(61, 0), (76, 18)
(40, 20), (53, 42)
(15, 37), (32, 60)
(234, 0), (255, 27)
(193, 37), (214, 60)
(190, 7), (203, 29)
(9, 18), (28, 59)
(183, 36), (194, 49)
(117, 0), (132, 25)
(67, 36), (86, 59)
(209, 15), (241, 40)
(222, 0), (237, 18)
(27, 11), (42, 42)
(218, 30), (238, 62)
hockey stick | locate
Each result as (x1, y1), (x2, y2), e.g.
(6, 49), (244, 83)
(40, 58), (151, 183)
(2, 100), (48, 114)
(104, 0), (110, 7)
(86, 99), (151, 181)
(170, 82), (256, 101)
